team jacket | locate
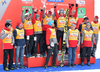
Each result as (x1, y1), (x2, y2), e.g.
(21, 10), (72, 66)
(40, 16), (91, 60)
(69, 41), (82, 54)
(0, 27), (14, 50)
(32, 10), (43, 34)
(13, 26), (26, 46)
(81, 29), (94, 47)
(46, 27), (57, 46)
(66, 29), (80, 47)
(42, 9), (55, 31)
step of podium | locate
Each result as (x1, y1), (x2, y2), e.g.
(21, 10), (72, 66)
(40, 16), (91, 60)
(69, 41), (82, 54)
(23, 53), (95, 68)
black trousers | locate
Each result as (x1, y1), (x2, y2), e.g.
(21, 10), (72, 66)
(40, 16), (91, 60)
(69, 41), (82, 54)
(34, 34), (43, 54)
(81, 47), (91, 62)
(3, 49), (13, 69)
(57, 30), (64, 50)
(43, 31), (47, 52)
(45, 44), (58, 65)
(25, 35), (34, 54)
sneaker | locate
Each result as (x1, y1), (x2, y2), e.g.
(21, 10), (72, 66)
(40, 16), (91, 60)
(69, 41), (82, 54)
(4, 67), (10, 71)
(19, 65), (27, 69)
(9, 67), (14, 70)
(34, 53), (37, 57)
(29, 53), (32, 57)
(81, 62), (84, 66)
(52, 64), (58, 68)
(15, 65), (19, 69)
(87, 62), (91, 66)
(44, 65), (47, 69)
(71, 64), (76, 67)
(26, 54), (29, 58)
(68, 65), (72, 68)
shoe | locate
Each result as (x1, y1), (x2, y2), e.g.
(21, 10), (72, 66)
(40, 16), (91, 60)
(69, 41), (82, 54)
(19, 65), (27, 69)
(34, 53), (37, 57)
(26, 54), (29, 58)
(43, 52), (46, 57)
(44, 65), (47, 69)
(81, 62), (84, 66)
(68, 65), (72, 68)
(4, 67), (10, 71)
(9, 67), (14, 70)
(40, 54), (43, 57)
(12, 65), (15, 68)
(91, 54), (95, 57)
(71, 64), (76, 67)
(28, 53), (32, 57)
(15, 65), (19, 69)
(52, 64), (58, 68)
(87, 62), (91, 66)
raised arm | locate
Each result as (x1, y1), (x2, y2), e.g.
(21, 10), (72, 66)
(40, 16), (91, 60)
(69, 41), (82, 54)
(40, 7), (43, 21)
(31, 6), (34, 19)
(74, 4), (78, 19)
(42, 8), (46, 19)
(21, 8), (25, 23)
(52, 10), (55, 18)
(54, 3), (59, 19)
(68, 4), (74, 19)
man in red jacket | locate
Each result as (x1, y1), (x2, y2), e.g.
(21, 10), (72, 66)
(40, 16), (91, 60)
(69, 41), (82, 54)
(44, 20), (58, 68)
(66, 24), (80, 68)
(81, 23), (95, 66)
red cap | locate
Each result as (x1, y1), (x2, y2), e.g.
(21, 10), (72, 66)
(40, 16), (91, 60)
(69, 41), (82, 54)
(48, 11), (52, 15)
(17, 22), (22, 27)
(95, 16), (99, 19)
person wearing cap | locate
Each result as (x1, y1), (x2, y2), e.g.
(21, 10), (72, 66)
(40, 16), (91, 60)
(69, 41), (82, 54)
(79, 17), (93, 57)
(21, 6), (34, 57)
(13, 22), (26, 69)
(68, 3), (79, 29)
(81, 23), (95, 66)
(44, 20), (58, 68)
(42, 4), (55, 54)
(66, 24), (80, 68)
(91, 16), (100, 57)
(6, 19), (13, 32)
(32, 7), (44, 57)
(53, 3), (65, 51)
(0, 23), (14, 71)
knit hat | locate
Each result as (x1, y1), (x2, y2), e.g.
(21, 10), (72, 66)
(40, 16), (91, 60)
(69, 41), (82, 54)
(5, 23), (11, 28)
(83, 15), (87, 19)
(48, 20), (54, 26)
(94, 16), (99, 19)
(86, 23), (90, 26)
(6, 19), (12, 23)
(36, 14), (39, 19)
(71, 24), (76, 28)
(60, 8), (64, 14)
(17, 22), (22, 27)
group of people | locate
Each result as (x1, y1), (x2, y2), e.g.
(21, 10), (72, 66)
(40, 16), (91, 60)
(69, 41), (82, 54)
(0, 2), (99, 71)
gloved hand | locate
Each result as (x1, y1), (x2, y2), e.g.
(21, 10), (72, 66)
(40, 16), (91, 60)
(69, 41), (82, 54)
(93, 43), (96, 48)
(71, 4), (74, 6)
(81, 43), (83, 48)
(76, 4), (78, 7)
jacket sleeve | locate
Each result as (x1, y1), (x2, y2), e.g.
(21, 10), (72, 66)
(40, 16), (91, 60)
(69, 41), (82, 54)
(68, 5), (73, 19)
(13, 30), (17, 46)
(32, 12), (36, 24)
(40, 10), (43, 21)
(78, 24), (82, 32)
(66, 30), (69, 45)
(0, 30), (8, 40)
(54, 6), (59, 19)
(42, 8), (46, 19)
(78, 30), (80, 45)
(21, 11), (25, 23)
(81, 31), (84, 43)
(46, 29), (51, 46)
(31, 8), (34, 19)
(52, 10), (55, 18)
(74, 7), (78, 19)
(76, 19), (79, 29)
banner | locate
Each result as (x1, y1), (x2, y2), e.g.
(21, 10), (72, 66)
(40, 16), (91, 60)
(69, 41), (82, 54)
(47, 0), (64, 2)
(77, 8), (86, 18)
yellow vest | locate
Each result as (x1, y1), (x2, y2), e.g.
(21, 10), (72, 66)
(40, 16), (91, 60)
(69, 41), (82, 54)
(43, 16), (53, 25)
(49, 28), (56, 39)
(2, 30), (12, 43)
(33, 20), (42, 32)
(23, 19), (33, 30)
(91, 21), (100, 34)
(11, 27), (13, 32)
(84, 30), (93, 41)
(81, 24), (86, 33)
(68, 17), (78, 27)
(69, 29), (79, 40)
(57, 17), (65, 28)
(16, 29), (24, 39)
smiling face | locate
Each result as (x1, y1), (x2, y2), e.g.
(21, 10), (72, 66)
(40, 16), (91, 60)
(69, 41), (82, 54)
(94, 18), (98, 22)
(8, 25), (12, 29)
(19, 23), (23, 28)
(71, 11), (75, 16)
(51, 22), (54, 27)
(86, 25), (90, 29)
(71, 25), (75, 30)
